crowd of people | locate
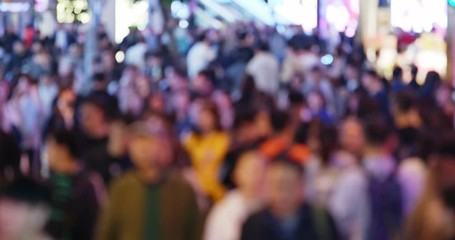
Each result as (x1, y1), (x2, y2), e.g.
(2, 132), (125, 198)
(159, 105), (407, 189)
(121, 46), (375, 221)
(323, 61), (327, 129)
(0, 21), (455, 240)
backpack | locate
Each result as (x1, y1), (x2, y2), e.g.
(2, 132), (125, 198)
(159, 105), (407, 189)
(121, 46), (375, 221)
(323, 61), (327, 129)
(367, 172), (403, 240)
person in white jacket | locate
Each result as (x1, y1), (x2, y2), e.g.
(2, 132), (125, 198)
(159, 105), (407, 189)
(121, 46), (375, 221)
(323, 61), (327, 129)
(246, 42), (280, 95)
(204, 151), (265, 240)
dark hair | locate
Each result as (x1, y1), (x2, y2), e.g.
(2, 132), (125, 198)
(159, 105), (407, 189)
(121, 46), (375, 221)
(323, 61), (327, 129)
(435, 132), (455, 158)
(395, 91), (416, 112)
(319, 125), (339, 165)
(196, 100), (223, 133)
(48, 130), (81, 159)
(1, 178), (51, 206)
(294, 122), (310, 144)
(256, 41), (270, 52)
(288, 91), (306, 106)
(364, 69), (379, 79)
(92, 72), (107, 83)
(268, 158), (304, 178)
(233, 108), (258, 130)
(363, 115), (392, 145)
(196, 31), (209, 42)
(392, 66), (403, 79)
(270, 110), (290, 133)
(197, 69), (217, 87)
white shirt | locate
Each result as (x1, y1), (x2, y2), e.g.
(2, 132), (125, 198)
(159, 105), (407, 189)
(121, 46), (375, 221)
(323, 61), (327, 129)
(204, 191), (260, 240)
(125, 43), (148, 70)
(246, 52), (280, 95)
(398, 158), (427, 216)
(187, 42), (216, 79)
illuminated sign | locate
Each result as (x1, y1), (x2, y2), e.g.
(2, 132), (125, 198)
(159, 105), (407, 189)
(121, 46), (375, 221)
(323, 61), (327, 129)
(0, 2), (30, 12)
(391, 0), (447, 33)
(0, 0), (48, 12)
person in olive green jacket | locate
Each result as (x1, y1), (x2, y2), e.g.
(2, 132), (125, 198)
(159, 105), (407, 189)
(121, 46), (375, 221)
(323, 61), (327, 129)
(96, 121), (202, 240)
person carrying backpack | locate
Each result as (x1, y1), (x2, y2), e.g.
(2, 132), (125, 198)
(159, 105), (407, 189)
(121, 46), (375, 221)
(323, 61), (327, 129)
(362, 116), (403, 240)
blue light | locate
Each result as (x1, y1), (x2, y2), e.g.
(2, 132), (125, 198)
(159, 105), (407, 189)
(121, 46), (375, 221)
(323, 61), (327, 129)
(321, 54), (334, 66)
(450, 0), (455, 7)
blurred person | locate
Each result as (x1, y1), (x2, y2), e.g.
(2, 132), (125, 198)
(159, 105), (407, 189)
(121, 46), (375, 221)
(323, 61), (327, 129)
(0, 178), (51, 240)
(6, 74), (45, 176)
(42, 88), (77, 140)
(306, 91), (335, 125)
(241, 159), (339, 240)
(170, 90), (192, 136)
(222, 109), (266, 189)
(295, 43), (320, 76)
(53, 23), (76, 52)
(96, 121), (202, 240)
(1, 25), (19, 53)
(192, 69), (216, 98)
(125, 36), (148, 71)
(419, 71), (441, 104)
(78, 96), (116, 183)
(38, 74), (59, 118)
(390, 66), (406, 93)
(205, 151), (266, 240)
(362, 116), (403, 240)
(118, 65), (145, 117)
(0, 129), (21, 186)
(213, 90), (234, 129)
(397, 129), (431, 217)
(183, 100), (230, 204)
(343, 62), (361, 93)
(45, 130), (105, 240)
(408, 65), (419, 91)
(187, 31), (216, 79)
(405, 133), (455, 240)
(144, 51), (165, 86)
(246, 42), (280, 95)
(361, 70), (391, 121)
(89, 72), (120, 120)
(303, 66), (336, 117)
(339, 117), (365, 159)
(225, 31), (255, 91)
(5, 41), (30, 78)
(260, 110), (294, 160)
(305, 124), (369, 240)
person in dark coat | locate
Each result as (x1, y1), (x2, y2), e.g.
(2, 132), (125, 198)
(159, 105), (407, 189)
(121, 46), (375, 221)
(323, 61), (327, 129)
(241, 159), (339, 240)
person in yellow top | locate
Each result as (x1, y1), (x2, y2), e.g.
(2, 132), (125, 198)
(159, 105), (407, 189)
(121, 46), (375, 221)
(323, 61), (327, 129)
(183, 100), (230, 205)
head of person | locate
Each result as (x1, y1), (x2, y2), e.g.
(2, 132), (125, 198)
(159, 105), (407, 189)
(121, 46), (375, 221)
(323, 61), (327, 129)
(255, 41), (270, 53)
(237, 31), (254, 46)
(45, 130), (81, 174)
(0, 178), (50, 240)
(270, 109), (291, 135)
(56, 88), (76, 114)
(13, 41), (26, 55)
(265, 159), (304, 219)
(194, 100), (222, 134)
(307, 91), (326, 113)
(193, 69), (216, 97)
(362, 70), (382, 94)
(196, 31), (210, 44)
(15, 74), (36, 95)
(310, 66), (324, 82)
(423, 71), (442, 91)
(79, 97), (109, 138)
(128, 121), (173, 183)
(92, 72), (108, 91)
(234, 151), (266, 196)
(363, 115), (395, 152)
(339, 117), (365, 157)
(233, 109), (261, 143)
(392, 66), (403, 81)
(433, 133), (455, 210)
